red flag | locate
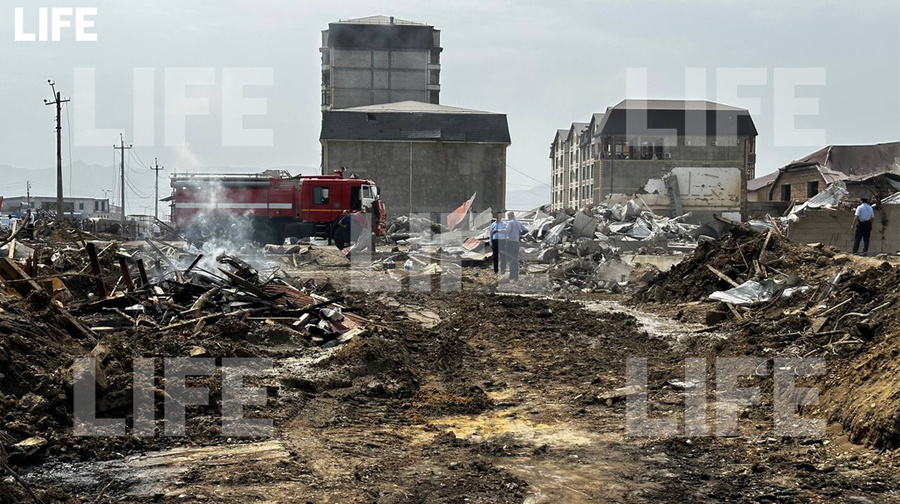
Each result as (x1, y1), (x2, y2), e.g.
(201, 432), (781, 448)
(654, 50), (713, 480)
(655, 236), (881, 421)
(446, 193), (476, 230)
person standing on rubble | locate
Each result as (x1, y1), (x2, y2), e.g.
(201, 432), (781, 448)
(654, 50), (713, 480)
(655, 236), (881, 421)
(851, 197), (875, 255)
(23, 209), (34, 239)
(489, 212), (508, 274)
(504, 211), (528, 281)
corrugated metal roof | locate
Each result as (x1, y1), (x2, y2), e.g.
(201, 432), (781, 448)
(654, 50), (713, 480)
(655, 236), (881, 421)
(321, 102), (510, 143)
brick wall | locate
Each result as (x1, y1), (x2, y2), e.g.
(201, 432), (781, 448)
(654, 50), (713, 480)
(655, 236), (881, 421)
(770, 167), (825, 202)
(786, 206), (900, 254)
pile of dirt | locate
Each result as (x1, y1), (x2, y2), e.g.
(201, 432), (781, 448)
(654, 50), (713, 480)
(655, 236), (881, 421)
(633, 230), (900, 450)
(311, 336), (421, 400)
(635, 231), (833, 304)
(0, 295), (275, 463)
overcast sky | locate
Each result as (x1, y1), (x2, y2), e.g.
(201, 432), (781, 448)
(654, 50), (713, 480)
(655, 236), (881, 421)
(1, 0), (899, 211)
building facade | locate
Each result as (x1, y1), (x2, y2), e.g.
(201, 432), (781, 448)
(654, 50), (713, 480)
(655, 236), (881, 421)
(0, 196), (119, 219)
(550, 122), (596, 211)
(320, 101), (510, 217)
(551, 100), (758, 219)
(320, 15), (442, 110)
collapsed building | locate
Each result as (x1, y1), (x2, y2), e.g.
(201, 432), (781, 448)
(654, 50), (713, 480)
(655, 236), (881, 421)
(743, 142), (900, 254)
(767, 141), (900, 203)
(551, 100), (758, 222)
(319, 16), (509, 219)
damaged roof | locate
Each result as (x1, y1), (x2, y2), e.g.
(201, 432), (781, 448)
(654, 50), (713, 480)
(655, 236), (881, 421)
(320, 101), (511, 143)
(596, 99), (758, 137)
(781, 142), (900, 183)
(747, 171), (779, 192)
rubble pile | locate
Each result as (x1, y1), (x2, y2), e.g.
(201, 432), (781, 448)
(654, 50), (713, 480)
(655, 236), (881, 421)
(0, 232), (372, 495)
(635, 229), (900, 450)
(515, 201), (701, 291)
(377, 200), (703, 292)
(635, 230), (822, 304)
(525, 199), (699, 249)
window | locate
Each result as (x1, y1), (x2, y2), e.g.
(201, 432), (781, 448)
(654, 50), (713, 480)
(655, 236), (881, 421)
(313, 186), (330, 205)
(78, 202), (84, 210)
(781, 184), (791, 202)
(807, 181), (819, 198)
(350, 187), (361, 211)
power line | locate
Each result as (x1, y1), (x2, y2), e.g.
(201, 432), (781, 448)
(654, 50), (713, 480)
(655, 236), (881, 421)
(125, 176), (153, 198)
(130, 148), (152, 170)
(506, 164), (551, 188)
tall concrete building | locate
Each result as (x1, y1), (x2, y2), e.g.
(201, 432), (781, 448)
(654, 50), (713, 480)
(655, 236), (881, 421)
(320, 15), (442, 110)
(551, 100), (758, 220)
(320, 101), (510, 217)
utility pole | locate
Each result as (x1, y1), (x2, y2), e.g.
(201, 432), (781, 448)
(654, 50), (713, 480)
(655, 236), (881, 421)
(26, 181), (31, 208)
(113, 133), (132, 226)
(44, 80), (70, 221)
(151, 157), (164, 221)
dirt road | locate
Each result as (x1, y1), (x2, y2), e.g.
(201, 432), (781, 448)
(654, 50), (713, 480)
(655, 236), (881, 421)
(18, 289), (899, 503)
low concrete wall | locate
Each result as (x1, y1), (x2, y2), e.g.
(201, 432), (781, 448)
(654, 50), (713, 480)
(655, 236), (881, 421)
(786, 206), (899, 254)
(749, 201), (790, 219)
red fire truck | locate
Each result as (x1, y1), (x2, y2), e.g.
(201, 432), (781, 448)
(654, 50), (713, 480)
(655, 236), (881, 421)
(169, 169), (386, 246)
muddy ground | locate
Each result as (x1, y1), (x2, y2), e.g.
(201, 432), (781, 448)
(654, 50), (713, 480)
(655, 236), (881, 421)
(2, 282), (897, 503)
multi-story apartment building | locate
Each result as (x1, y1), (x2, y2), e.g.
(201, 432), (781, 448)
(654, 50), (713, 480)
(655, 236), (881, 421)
(550, 122), (589, 210)
(320, 15), (442, 110)
(551, 100), (758, 219)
